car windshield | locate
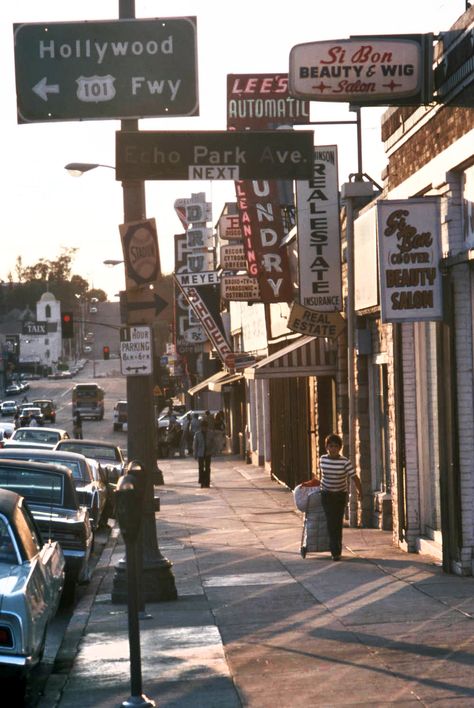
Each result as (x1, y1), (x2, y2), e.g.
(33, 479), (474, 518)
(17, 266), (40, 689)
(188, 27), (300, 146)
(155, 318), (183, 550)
(14, 429), (60, 444)
(0, 468), (64, 505)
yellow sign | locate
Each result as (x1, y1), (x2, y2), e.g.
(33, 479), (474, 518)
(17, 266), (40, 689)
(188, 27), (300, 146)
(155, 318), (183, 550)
(288, 303), (346, 339)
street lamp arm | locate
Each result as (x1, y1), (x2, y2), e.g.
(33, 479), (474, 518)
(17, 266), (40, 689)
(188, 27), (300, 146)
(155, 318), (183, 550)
(64, 162), (116, 177)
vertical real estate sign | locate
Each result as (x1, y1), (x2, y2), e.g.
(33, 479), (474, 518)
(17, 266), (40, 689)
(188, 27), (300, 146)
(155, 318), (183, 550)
(296, 146), (342, 311)
(377, 198), (442, 322)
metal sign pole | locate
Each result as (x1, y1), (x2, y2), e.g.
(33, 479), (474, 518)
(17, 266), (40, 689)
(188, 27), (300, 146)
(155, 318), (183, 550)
(112, 0), (177, 607)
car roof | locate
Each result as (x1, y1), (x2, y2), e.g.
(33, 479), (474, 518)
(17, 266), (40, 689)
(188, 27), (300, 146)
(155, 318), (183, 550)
(0, 448), (88, 463)
(32, 399), (54, 404)
(0, 457), (74, 478)
(56, 438), (118, 449)
(13, 426), (67, 435)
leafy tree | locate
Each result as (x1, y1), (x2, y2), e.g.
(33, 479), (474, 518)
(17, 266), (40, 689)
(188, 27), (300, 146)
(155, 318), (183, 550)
(1, 249), (107, 316)
(88, 288), (107, 303)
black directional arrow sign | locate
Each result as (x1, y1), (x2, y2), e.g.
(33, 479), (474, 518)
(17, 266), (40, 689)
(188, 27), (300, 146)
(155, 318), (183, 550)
(120, 288), (170, 325)
(126, 293), (169, 315)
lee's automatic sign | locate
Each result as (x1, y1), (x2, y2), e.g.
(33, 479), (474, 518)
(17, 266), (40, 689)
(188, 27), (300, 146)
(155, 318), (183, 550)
(116, 130), (314, 180)
(13, 18), (198, 123)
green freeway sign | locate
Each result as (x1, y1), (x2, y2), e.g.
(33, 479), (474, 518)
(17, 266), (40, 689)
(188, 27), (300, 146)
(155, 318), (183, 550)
(13, 18), (198, 123)
(116, 130), (315, 180)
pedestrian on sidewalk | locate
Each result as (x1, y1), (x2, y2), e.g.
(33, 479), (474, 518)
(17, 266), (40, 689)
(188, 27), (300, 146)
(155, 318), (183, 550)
(193, 418), (215, 488)
(72, 411), (83, 439)
(319, 433), (362, 561)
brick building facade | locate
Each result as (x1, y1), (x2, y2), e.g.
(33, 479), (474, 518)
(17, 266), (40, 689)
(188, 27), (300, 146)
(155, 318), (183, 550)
(349, 5), (474, 573)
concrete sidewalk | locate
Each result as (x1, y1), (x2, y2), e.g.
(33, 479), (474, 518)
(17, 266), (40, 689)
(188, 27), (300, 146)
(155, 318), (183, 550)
(41, 455), (474, 707)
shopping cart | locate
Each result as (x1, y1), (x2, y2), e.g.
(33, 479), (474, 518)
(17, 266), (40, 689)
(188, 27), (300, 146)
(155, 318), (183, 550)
(300, 488), (330, 558)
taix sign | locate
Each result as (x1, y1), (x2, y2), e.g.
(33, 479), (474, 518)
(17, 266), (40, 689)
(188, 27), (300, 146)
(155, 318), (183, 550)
(13, 18), (198, 123)
(22, 321), (47, 336)
(116, 130), (314, 180)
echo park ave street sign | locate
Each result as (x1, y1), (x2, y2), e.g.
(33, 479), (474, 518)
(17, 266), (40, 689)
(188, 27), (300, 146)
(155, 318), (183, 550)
(116, 130), (314, 180)
(13, 18), (198, 123)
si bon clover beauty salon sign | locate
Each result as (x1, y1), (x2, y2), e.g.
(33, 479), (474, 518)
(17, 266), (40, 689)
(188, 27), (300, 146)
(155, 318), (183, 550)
(377, 198), (443, 323)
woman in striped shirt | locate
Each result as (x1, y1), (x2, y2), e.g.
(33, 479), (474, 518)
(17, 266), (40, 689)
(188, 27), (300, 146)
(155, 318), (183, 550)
(320, 433), (362, 561)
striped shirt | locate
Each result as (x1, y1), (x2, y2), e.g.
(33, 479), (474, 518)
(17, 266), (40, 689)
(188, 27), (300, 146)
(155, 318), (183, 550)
(319, 454), (355, 492)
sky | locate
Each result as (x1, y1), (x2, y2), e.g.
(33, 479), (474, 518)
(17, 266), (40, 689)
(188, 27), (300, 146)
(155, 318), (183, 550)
(1, 0), (465, 300)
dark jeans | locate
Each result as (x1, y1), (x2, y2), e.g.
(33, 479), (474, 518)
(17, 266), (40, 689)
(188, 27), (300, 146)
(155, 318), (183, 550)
(198, 456), (211, 487)
(321, 491), (347, 557)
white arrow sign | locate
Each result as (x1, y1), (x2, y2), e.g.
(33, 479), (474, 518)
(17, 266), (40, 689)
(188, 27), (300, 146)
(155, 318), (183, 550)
(32, 77), (60, 101)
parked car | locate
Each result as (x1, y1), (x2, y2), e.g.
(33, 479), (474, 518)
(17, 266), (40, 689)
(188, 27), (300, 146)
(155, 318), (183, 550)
(5, 385), (21, 397)
(0, 488), (65, 677)
(4, 427), (70, 450)
(113, 400), (127, 431)
(31, 399), (56, 423)
(54, 439), (125, 483)
(0, 449), (108, 530)
(18, 406), (44, 427)
(0, 401), (18, 417)
(0, 459), (92, 604)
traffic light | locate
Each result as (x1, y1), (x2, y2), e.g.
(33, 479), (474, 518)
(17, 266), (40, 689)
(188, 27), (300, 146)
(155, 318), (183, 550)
(103, 345), (110, 360)
(61, 312), (74, 339)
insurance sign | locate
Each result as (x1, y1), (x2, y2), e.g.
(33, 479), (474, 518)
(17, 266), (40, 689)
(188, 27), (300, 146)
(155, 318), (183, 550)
(13, 18), (198, 122)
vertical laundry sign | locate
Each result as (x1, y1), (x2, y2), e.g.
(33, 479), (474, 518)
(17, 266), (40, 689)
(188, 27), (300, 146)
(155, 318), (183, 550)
(296, 146), (342, 311)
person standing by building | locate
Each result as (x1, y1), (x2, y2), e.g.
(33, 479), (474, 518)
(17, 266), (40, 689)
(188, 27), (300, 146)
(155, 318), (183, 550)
(213, 410), (226, 454)
(193, 419), (215, 488)
(319, 433), (362, 561)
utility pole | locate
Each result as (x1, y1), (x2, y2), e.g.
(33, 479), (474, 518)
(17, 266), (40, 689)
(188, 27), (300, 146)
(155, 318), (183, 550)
(112, 0), (176, 604)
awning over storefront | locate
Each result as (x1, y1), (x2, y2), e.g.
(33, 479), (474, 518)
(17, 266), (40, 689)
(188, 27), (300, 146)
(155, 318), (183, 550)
(244, 335), (337, 380)
(209, 373), (244, 392)
(188, 370), (229, 396)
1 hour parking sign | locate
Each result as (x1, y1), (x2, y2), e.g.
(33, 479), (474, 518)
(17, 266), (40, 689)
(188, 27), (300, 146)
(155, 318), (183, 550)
(13, 18), (198, 123)
(120, 325), (153, 376)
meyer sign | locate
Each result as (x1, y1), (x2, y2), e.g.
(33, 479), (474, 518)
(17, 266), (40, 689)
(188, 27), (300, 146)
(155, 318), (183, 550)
(289, 35), (433, 104)
(13, 18), (198, 122)
(116, 130), (314, 180)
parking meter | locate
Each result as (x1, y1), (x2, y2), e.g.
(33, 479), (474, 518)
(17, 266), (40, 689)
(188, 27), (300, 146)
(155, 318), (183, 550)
(115, 460), (147, 543)
(115, 474), (142, 543)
